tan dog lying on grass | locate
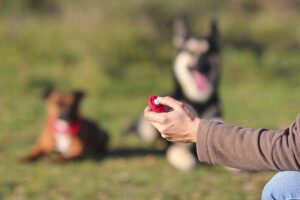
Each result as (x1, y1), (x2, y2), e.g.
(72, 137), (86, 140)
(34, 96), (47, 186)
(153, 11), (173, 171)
(22, 88), (109, 163)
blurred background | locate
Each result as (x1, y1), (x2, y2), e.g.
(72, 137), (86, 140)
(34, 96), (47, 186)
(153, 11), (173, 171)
(0, 0), (299, 199)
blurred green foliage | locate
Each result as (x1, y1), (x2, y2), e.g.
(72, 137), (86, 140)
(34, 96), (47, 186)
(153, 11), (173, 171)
(0, 0), (299, 199)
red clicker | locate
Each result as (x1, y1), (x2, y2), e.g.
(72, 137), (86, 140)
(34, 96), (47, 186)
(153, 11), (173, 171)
(148, 96), (166, 113)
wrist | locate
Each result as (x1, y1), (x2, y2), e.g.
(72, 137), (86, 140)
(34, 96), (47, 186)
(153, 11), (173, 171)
(191, 117), (201, 143)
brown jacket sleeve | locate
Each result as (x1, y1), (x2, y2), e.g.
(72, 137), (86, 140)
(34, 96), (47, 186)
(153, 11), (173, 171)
(196, 114), (300, 171)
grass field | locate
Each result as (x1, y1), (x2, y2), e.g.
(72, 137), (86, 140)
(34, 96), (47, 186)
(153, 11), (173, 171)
(0, 1), (299, 199)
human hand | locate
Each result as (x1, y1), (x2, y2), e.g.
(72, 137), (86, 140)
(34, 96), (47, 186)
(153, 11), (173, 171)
(144, 96), (200, 143)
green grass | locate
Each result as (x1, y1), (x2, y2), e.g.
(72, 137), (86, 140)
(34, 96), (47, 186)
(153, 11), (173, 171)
(0, 0), (299, 199)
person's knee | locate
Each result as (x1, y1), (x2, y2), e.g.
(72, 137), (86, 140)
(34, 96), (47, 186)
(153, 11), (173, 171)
(262, 171), (300, 200)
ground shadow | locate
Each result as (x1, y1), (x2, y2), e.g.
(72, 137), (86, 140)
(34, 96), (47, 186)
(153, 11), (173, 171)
(104, 147), (165, 159)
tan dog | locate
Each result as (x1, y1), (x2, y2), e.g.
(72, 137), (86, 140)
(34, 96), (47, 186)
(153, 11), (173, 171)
(22, 88), (109, 162)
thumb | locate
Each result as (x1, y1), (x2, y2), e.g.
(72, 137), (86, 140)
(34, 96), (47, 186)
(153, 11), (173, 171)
(156, 96), (183, 110)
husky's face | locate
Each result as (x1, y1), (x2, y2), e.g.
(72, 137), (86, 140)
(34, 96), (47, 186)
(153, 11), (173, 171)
(173, 19), (220, 102)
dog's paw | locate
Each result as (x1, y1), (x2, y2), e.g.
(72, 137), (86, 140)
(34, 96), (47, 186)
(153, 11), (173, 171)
(19, 156), (39, 163)
(166, 144), (196, 171)
(51, 155), (67, 164)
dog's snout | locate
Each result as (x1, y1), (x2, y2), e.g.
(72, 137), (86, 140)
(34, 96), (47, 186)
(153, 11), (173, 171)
(59, 108), (70, 119)
(59, 107), (77, 123)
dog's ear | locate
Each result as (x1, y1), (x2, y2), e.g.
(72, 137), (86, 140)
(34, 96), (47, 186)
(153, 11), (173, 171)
(43, 87), (54, 99)
(73, 91), (85, 102)
(208, 19), (220, 52)
(173, 18), (189, 49)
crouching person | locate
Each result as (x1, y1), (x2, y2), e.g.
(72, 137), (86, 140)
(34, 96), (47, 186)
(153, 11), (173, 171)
(144, 96), (300, 199)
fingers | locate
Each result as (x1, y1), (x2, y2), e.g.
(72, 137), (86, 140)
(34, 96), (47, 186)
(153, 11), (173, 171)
(160, 133), (179, 143)
(161, 132), (172, 140)
(144, 106), (151, 113)
(156, 96), (183, 110)
(144, 106), (168, 124)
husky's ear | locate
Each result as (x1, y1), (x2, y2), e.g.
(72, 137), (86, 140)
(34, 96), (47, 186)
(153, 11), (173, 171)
(208, 19), (220, 52)
(173, 18), (189, 49)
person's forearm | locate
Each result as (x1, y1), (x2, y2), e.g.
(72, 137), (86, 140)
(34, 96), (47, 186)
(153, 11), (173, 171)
(196, 114), (300, 171)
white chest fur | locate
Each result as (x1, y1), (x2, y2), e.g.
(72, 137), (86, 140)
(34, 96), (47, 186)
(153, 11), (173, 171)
(54, 133), (71, 156)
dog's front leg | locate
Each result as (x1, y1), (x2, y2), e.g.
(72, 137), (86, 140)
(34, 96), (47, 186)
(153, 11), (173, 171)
(20, 147), (46, 162)
(66, 137), (84, 160)
(21, 130), (54, 163)
(53, 137), (83, 163)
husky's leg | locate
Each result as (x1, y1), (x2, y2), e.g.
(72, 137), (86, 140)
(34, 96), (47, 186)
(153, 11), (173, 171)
(166, 143), (197, 171)
(137, 116), (158, 144)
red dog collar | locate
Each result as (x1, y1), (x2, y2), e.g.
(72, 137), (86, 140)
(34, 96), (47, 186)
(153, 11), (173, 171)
(47, 117), (82, 135)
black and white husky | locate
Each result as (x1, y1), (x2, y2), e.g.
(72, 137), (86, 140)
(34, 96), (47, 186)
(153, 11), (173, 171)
(130, 19), (222, 171)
